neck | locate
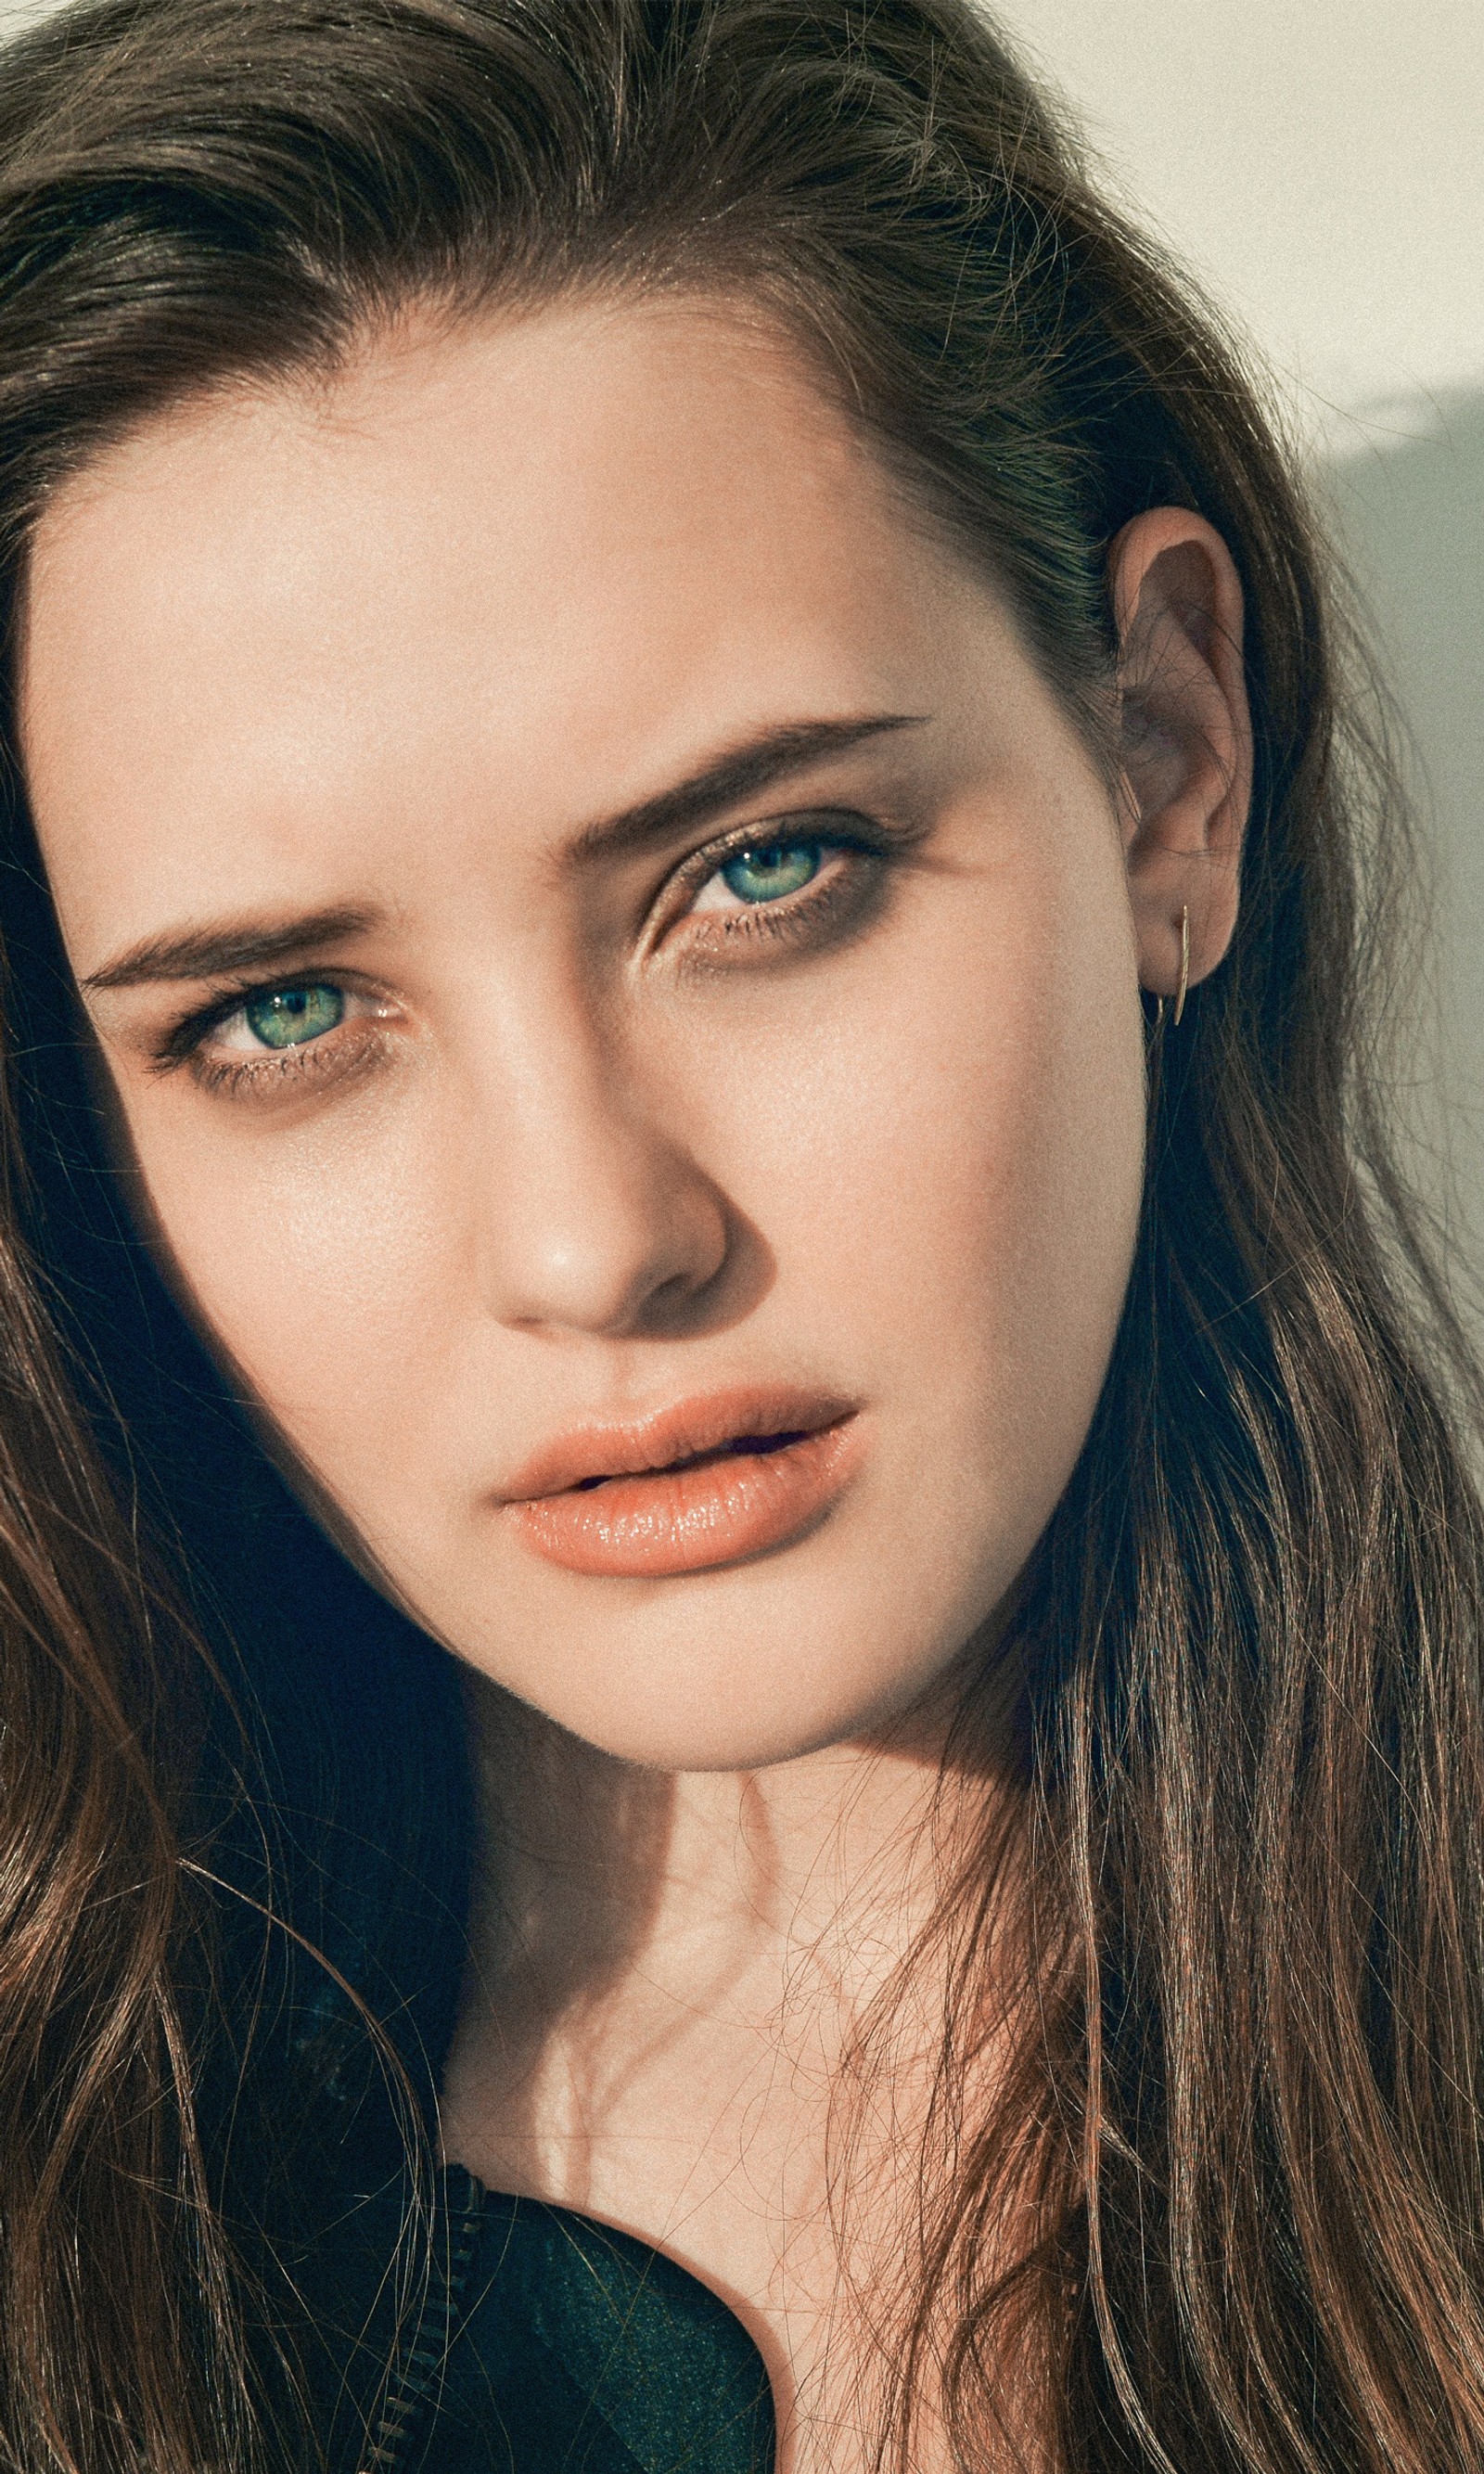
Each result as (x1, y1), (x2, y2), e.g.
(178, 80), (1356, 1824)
(461, 1671), (981, 2045)
(440, 1657), (1020, 2195)
(437, 1667), (1027, 2473)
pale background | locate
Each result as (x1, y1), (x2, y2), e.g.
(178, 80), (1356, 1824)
(1, 0), (1480, 1224)
(991, 0), (1484, 1261)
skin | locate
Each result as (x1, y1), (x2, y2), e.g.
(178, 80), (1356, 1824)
(19, 298), (1249, 2469)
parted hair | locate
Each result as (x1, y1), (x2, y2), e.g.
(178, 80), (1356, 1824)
(0, 2), (1480, 2468)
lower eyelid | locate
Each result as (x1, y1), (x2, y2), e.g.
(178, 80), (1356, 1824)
(190, 1019), (387, 1101)
(180, 998), (392, 1100)
(665, 855), (884, 979)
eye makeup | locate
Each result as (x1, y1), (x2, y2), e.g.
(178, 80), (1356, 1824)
(134, 799), (927, 1103)
(646, 802), (923, 970)
(147, 974), (396, 1095)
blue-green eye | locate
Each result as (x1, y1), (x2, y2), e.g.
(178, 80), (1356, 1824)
(719, 843), (823, 904)
(242, 984), (345, 1049)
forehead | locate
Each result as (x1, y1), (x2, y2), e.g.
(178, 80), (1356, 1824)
(19, 299), (982, 956)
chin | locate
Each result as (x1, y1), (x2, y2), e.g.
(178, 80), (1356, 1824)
(473, 1619), (968, 1775)
(545, 1704), (861, 1775)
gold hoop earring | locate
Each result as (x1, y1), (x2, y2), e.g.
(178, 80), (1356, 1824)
(1172, 904), (1190, 1027)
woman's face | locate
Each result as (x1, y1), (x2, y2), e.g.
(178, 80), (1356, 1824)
(20, 301), (1150, 1769)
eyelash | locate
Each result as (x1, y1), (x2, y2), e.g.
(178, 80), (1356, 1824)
(660, 811), (893, 962)
(152, 983), (390, 1095)
(156, 810), (902, 1096)
(183, 1019), (382, 1100)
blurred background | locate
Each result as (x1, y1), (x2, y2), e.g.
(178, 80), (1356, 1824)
(1, 0), (1480, 1242)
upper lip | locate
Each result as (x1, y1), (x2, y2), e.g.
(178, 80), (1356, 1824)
(498, 1384), (858, 1504)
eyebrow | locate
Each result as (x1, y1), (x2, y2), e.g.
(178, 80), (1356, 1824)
(80, 904), (381, 993)
(564, 712), (928, 868)
(78, 711), (928, 994)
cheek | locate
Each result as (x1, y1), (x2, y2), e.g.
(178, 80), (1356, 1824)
(126, 1094), (462, 1455)
(707, 845), (1146, 1517)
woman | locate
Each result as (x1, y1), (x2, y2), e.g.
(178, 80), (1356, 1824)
(0, 0), (1478, 2468)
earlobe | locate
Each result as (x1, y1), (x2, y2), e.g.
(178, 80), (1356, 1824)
(1108, 507), (1252, 1009)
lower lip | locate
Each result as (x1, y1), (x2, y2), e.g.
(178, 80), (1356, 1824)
(507, 1418), (862, 1579)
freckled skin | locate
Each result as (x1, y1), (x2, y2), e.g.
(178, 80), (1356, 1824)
(21, 302), (1151, 1770)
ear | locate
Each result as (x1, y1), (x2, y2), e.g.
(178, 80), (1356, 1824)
(1107, 507), (1251, 1007)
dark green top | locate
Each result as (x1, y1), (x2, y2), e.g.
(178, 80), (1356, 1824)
(386, 2171), (776, 2473)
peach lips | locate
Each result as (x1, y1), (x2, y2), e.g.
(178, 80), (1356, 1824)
(501, 1387), (862, 1578)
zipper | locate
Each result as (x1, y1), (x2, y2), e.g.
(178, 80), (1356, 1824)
(360, 2166), (487, 2473)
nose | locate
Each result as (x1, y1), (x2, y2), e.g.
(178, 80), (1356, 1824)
(467, 994), (731, 1340)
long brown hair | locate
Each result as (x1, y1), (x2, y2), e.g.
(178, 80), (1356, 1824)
(0, 1), (1480, 2467)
